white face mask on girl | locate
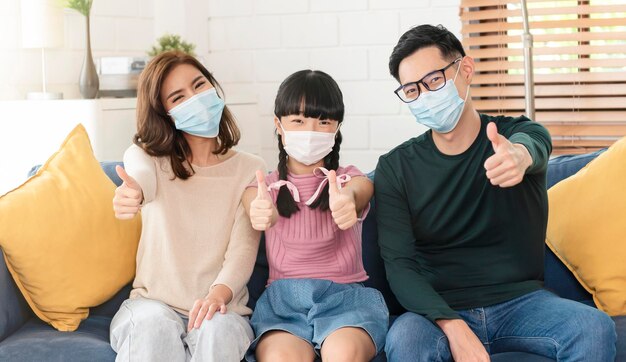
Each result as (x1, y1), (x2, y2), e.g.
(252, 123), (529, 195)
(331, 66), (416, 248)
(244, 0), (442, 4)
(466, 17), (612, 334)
(278, 122), (340, 166)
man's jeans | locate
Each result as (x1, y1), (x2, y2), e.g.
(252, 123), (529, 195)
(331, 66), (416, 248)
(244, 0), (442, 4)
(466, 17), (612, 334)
(385, 289), (616, 362)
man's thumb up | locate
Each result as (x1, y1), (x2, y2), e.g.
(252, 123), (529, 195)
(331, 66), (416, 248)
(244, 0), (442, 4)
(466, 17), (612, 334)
(487, 122), (506, 152)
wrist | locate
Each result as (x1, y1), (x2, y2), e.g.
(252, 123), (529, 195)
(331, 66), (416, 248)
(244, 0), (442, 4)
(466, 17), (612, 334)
(204, 291), (225, 302)
(436, 318), (463, 335)
(204, 296), (224, 304)
(205, 284), (232, 304)
(514, 143), (533, 170)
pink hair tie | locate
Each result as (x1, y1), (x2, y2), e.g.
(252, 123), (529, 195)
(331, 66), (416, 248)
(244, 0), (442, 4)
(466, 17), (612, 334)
(305, 167), (352, 206)
(267, 180), (301, 203)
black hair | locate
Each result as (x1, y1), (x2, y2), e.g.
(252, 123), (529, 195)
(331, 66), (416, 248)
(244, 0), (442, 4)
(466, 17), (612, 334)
(389, 24), (466, 81)
(274, 70), (344, 218)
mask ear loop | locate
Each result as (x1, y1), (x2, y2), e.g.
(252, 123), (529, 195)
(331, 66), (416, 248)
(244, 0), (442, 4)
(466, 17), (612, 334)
(453, 58), (471, 104)
(277, 119), (288, 143)
(463, 83), (470, 102)
(334, 122), (342, 137)
(452, 58), (463, 83)
(450, 58), (471, 122)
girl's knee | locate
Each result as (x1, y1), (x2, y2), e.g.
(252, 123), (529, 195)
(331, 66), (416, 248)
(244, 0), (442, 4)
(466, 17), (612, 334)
(321, 328), (376, 362)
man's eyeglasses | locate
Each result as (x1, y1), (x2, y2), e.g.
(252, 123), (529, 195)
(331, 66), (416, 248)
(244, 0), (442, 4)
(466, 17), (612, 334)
(394, 58), (462, 103)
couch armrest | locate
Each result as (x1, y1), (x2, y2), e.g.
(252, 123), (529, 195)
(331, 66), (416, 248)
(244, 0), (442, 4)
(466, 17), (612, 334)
(0, 248), (32, 342)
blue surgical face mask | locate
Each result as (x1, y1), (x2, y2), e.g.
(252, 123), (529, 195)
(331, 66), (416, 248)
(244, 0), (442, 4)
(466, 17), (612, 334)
(168, 88), (225, 138)
(407, 64), (470, 134)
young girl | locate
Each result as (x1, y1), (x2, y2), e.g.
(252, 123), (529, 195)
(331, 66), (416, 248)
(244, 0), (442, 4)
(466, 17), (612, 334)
(243, 70), (389, 361)
(110, 51), (265, 362)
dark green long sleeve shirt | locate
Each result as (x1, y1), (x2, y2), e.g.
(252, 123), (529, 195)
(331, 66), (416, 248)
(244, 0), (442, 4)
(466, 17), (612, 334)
(374, 114), (552, 322)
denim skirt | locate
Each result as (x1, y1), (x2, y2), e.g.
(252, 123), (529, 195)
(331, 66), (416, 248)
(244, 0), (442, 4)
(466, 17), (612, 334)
(245, 278), (389, 361)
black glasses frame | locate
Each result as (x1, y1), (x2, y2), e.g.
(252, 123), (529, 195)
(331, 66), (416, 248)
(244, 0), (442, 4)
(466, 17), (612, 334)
(394, 58), (462, 103)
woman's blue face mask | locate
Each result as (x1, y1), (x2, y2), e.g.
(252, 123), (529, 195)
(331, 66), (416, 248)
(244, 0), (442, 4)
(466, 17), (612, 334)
(168, 88), (224, 138)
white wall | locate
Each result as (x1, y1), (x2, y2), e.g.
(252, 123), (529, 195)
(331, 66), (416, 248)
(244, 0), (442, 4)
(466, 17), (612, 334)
(0, 0), (162, 100)
(206, 0), (462, 171)
(1, 0), (463, 174)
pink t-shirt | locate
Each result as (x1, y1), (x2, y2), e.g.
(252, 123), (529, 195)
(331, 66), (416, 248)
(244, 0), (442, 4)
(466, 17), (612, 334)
(250, 166), (371, 285)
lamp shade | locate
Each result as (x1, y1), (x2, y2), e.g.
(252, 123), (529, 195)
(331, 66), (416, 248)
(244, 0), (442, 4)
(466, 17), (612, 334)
(21, 0), (64, 49)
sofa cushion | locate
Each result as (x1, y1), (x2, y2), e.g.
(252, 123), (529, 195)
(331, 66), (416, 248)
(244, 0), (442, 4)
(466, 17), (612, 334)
(543, 151), (607, 305)
(0, 125), (142, 331)
(546, 137), (626, 316)
(0, 248), (31, 342)
(0, 316), (115, 362)
(28, 162), (132, 320)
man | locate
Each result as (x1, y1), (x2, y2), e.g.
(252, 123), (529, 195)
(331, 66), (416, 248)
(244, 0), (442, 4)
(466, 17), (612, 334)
(375, 24), (616, 361)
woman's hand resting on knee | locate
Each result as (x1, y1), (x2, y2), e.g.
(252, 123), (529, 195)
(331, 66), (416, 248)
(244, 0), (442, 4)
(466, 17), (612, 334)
(188, 284), (233, 332)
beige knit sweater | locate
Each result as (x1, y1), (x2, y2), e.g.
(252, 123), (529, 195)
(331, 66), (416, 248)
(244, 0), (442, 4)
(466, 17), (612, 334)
(123, 144), (265, 316)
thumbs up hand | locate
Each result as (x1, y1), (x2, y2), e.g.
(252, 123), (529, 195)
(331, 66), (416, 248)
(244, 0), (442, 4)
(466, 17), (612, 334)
(328, 170), (358, 230)
(484, 122), (533, 188)
(249, 170), (277, 231)
(113, 165), (144, 219)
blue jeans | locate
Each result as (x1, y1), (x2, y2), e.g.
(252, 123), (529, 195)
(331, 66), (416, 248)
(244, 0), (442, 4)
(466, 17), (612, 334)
(385, 290), (616, 362)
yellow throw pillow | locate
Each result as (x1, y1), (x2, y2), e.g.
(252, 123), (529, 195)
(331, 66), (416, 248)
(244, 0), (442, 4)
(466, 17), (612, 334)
(546, 137), (626, 316)
(0, 124), (141, 331)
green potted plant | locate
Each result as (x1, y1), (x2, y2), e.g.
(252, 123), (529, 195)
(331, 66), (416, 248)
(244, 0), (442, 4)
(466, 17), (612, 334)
(148, 34), (196, 57)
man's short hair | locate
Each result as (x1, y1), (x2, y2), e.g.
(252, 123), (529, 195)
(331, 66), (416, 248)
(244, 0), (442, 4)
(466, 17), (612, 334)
(389, 24), (466, 82)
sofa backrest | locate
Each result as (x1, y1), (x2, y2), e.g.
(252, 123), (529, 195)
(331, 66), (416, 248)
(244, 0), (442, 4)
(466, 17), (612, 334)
(546, 149), (606, 189)
(18, 150), (604, 319)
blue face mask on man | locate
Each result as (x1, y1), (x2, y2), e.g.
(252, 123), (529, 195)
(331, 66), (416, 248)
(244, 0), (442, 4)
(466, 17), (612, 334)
(408, 63), (470, 134)
(168, 88), (224, 138)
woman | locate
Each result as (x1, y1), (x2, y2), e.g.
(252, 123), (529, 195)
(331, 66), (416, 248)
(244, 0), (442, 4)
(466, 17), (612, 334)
(110, 51), (265, 362)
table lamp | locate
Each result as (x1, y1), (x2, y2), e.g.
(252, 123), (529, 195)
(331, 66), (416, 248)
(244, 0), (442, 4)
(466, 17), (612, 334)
(20, 0), (65, 100)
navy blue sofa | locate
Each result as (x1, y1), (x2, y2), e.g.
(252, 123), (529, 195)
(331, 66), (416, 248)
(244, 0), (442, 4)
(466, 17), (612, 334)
(1, 151), (624, 361)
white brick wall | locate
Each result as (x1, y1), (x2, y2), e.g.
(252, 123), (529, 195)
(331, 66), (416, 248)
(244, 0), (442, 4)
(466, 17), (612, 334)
(282, 14), (338, 48)
(339, 12), (399, 46)
(207, 0), (462, 172)
(311, 0), (367, 13)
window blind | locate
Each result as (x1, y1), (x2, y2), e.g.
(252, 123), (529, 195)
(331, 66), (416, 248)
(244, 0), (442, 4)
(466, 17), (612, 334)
(460, 0), (626, 154)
